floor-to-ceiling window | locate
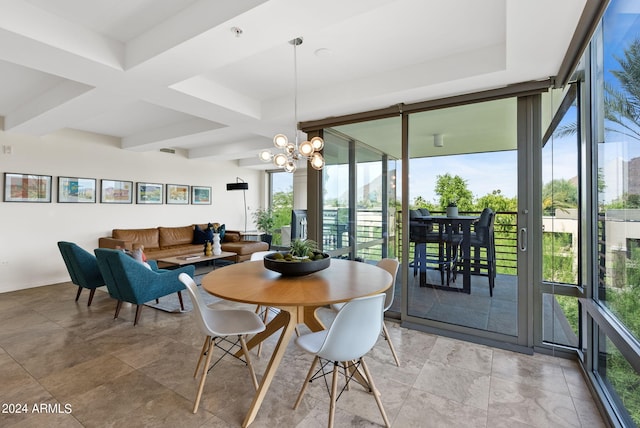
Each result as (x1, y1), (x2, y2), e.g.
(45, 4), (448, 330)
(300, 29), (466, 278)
(320, 126), (398, 263)
(314, 96), (535, 345)
(539, 84), (582, 350)
(586, 1), (640, 424)
(267, 170), (294, 247)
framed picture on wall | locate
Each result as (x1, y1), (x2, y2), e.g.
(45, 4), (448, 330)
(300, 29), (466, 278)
(191, 186), (211, 205)
(136, 182), (163, 204)
(57, 177), (96, 203)
(101, 179), (133, 204)
(166, 184), (189, 204)
(3, 173), (52, 202)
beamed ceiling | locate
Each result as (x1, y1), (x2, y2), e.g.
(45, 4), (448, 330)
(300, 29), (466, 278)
(0, 0), (587, 168)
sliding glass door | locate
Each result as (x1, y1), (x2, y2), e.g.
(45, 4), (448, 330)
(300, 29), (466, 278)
(405, 98), (525, 340)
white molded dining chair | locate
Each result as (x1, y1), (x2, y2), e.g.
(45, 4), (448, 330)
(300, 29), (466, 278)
(178, 273), (265, 413)
(293, 293), (390, 428)
(330, 258), (400, 366)
(250, 251), (272, 261)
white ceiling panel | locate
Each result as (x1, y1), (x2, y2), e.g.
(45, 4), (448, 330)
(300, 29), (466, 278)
(0, 0), (588, 166)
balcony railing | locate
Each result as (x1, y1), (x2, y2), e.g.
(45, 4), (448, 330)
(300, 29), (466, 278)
(319, 209), (519, 274)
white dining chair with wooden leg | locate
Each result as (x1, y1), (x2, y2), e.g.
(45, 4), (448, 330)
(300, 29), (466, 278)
(294, 293), (390, 428)
(330, 258), (401, 367)
(178, 273), (265, 413)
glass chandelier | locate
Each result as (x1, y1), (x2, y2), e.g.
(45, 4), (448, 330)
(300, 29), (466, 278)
(259, 37), (324, 173)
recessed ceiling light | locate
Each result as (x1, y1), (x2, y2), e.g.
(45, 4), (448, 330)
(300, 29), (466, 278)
(314, 48), (332, 57)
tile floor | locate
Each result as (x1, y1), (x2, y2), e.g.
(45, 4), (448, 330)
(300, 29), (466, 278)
(0, 282), (607, 427)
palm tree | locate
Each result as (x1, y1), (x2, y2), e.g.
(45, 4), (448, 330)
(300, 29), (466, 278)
(605, 39), (640, 141)
(554, 38), (640, 142)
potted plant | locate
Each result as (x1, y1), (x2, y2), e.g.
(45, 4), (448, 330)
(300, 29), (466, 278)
(252, 207), (275, 248)
(263, 238), (330, 276)
(289, 238), (318, 259)
(446, 200), (458, 217)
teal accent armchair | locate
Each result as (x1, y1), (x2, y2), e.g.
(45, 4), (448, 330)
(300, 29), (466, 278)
(57, 241), (105, 306)
(94, 248), (195, 325)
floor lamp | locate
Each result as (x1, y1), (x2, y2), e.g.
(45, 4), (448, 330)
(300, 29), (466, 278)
(226, 177), (248, 233)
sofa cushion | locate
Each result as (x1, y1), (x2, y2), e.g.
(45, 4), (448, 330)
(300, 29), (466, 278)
(224, 231), (241, 242)
(113, 228), (160, 249)
(145, 244), (205, 260)
(221, 240), (268, 256)
(159, 226), (194, 247)
(192, 224), (213, 244)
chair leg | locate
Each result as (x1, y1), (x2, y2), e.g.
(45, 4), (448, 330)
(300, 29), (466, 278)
(75, 286), (83, 302)
(134, 305), (143, 326)
(294, 356), (319, 410)
(488, 259), (495, 297)
(239, 335), (259, 390)
(177, 291), (185, 311)
(328, 362), (339, 428)
(256, 305), (268, 357)
(360, 358), (390, 427)
(87, 288), (96, 306)
(114, 300), (123, 319)
(194, 336), (210, 378)
(381, 322), (400, 367)
(343, 362), (350, 391)
(193, 337), (214, 413)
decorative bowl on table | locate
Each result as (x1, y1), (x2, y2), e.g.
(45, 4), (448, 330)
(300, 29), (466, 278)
(263, 251), (331, 276)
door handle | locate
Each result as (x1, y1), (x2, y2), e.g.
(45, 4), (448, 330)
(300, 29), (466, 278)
(519, 228), (527, 252)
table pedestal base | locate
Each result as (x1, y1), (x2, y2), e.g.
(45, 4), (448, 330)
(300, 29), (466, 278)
(238, 305), (325, 427)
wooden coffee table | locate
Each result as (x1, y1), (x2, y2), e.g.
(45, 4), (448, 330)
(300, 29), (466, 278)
(157, 251), (236, 269)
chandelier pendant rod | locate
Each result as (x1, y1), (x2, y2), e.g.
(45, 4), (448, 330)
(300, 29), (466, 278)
(292, 37), (300, 147)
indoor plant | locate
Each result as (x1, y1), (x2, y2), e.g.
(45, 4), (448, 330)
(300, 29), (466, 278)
(289, 238), (318, 259)
(263, 238), (330, 275)
(252, 207), (275, 248)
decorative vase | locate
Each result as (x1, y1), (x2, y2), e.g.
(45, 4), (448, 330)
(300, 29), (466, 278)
(205, 241), (213, 256)
(446, 206), (458, 217)
(213, 233), (222, 255)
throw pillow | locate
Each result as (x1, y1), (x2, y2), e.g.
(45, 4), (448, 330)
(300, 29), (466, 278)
(193, 224), (213, 244)
(125, 248), (151, 270)
(205, 222), (226, 241)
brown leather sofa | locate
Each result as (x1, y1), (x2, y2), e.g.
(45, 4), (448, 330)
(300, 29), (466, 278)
(98, 224), (268, 262)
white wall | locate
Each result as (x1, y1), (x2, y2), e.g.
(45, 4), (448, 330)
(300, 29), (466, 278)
(0, 129), (264, 293)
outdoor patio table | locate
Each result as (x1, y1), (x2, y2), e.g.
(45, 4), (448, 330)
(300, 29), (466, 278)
(416, 215), (479, 294)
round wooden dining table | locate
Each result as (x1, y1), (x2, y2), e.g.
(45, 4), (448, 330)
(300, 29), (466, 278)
(201, 258), (393, 427)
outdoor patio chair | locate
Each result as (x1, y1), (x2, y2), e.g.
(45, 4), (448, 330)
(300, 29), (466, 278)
(461, 207), (496, 296)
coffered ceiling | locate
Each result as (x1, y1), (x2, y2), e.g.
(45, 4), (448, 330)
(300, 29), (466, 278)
(0, 0), (587, 168)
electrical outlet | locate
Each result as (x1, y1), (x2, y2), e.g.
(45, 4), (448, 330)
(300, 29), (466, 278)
(0, 260), (9, 266)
